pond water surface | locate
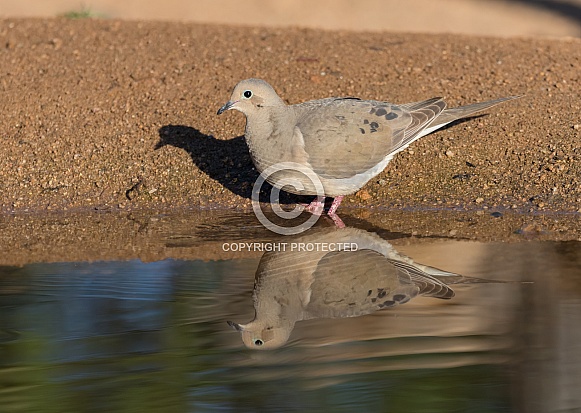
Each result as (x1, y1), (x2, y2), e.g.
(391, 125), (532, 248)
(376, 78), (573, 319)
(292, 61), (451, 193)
(1, 213), (580, 412)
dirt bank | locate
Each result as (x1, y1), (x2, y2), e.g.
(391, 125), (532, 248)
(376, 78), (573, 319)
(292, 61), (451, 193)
(0, 18), (580, 245)
(1, 208), (579, 266)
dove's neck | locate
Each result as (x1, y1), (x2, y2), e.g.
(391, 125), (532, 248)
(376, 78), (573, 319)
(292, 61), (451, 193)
(243, 105), (301, 173)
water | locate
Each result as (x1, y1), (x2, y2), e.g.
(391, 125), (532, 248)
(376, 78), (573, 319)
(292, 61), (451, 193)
(1, 211), (580, 412)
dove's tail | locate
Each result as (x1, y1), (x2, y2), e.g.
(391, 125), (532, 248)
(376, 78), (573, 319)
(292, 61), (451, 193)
(419, 95), (522, 138)
(418, 262), (514, 286)
(430, 273), (508, 286)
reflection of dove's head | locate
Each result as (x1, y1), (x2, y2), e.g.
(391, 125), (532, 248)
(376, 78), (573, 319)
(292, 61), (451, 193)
(227, 320), (292, 350)
(217, 78), (284, 117)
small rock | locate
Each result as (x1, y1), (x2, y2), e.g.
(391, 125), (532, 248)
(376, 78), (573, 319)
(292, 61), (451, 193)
(573, 124), (580, 130)
(491, 211), (503, 218)
(516, 223), (545, 236)
(445, 150), (454, 157)
(475, 197), (484, 203)
(356, 189), (372, 201)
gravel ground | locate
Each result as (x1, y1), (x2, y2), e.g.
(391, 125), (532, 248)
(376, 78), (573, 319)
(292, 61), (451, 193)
(0, 18), (580, 258)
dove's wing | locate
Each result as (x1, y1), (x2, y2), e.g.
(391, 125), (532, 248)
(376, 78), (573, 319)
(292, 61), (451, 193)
(304, 249), (421, 319)
(293, 97), (446, 179)
(386, 259), (455, 299)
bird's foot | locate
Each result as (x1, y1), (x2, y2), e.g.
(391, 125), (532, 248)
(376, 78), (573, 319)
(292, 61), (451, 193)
(327, 196), (345, 228)
(301, 196), (325, 216)
(302, 195), (346, 227)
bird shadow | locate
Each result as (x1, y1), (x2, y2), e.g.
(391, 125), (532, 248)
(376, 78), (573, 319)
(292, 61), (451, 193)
(155, 125), (301, 204)
(155, 116), (488, 206)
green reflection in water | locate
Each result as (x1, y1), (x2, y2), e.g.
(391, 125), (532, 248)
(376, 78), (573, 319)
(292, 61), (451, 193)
(0, 258), (512, 412)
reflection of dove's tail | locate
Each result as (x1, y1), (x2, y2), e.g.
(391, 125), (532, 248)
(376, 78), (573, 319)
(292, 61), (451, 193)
(417, 264), (460, 278)
(419, 263), (513, 286)
(421, 96), (522, 137)
(430, 272), (525, 286)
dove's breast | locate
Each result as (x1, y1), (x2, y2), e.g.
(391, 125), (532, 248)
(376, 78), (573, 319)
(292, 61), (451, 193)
(244, 99), (402, 197)
(246, 123), (395, 197)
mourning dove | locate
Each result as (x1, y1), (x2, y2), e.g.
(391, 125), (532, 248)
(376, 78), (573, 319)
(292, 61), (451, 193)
(218, 78), (519, 225)
(227, 227), (478, 350)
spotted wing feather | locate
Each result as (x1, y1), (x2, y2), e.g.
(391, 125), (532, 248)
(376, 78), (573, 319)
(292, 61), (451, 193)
(294, 97), (446, 179)
(304, 249), (421, 319)
(386, 259), (455, 299)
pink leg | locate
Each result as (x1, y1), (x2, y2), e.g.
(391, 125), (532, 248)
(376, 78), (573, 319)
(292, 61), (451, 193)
(328, 196), (344, 216)
(327, 196), (345, 228)
(328, 213), (346, 228)
(302, 196), (325, 216)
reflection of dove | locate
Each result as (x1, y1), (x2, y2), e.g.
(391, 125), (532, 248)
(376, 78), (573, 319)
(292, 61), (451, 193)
(228, 227), (471, 350)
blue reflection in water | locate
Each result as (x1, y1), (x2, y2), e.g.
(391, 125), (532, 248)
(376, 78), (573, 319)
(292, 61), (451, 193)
(3, 261), (174, 362)
(1, 241), (578, 413)
(0, 260), (248, 413)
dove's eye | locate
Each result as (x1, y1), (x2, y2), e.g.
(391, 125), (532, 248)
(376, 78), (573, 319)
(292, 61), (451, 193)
(243, 90), (252, 99)
(254, 339), (264, 346)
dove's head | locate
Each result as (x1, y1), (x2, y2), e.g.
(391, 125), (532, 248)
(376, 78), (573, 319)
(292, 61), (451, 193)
(217, 78), (285, 116)
(227, 320), (292, 350)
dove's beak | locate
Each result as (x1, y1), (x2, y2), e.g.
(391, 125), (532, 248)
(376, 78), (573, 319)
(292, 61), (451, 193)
(217, 100), (237, 115)
(227, 320), (244, 331)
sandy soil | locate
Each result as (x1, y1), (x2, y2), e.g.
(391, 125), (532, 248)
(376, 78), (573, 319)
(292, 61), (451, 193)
(0, 18), (580, 257)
